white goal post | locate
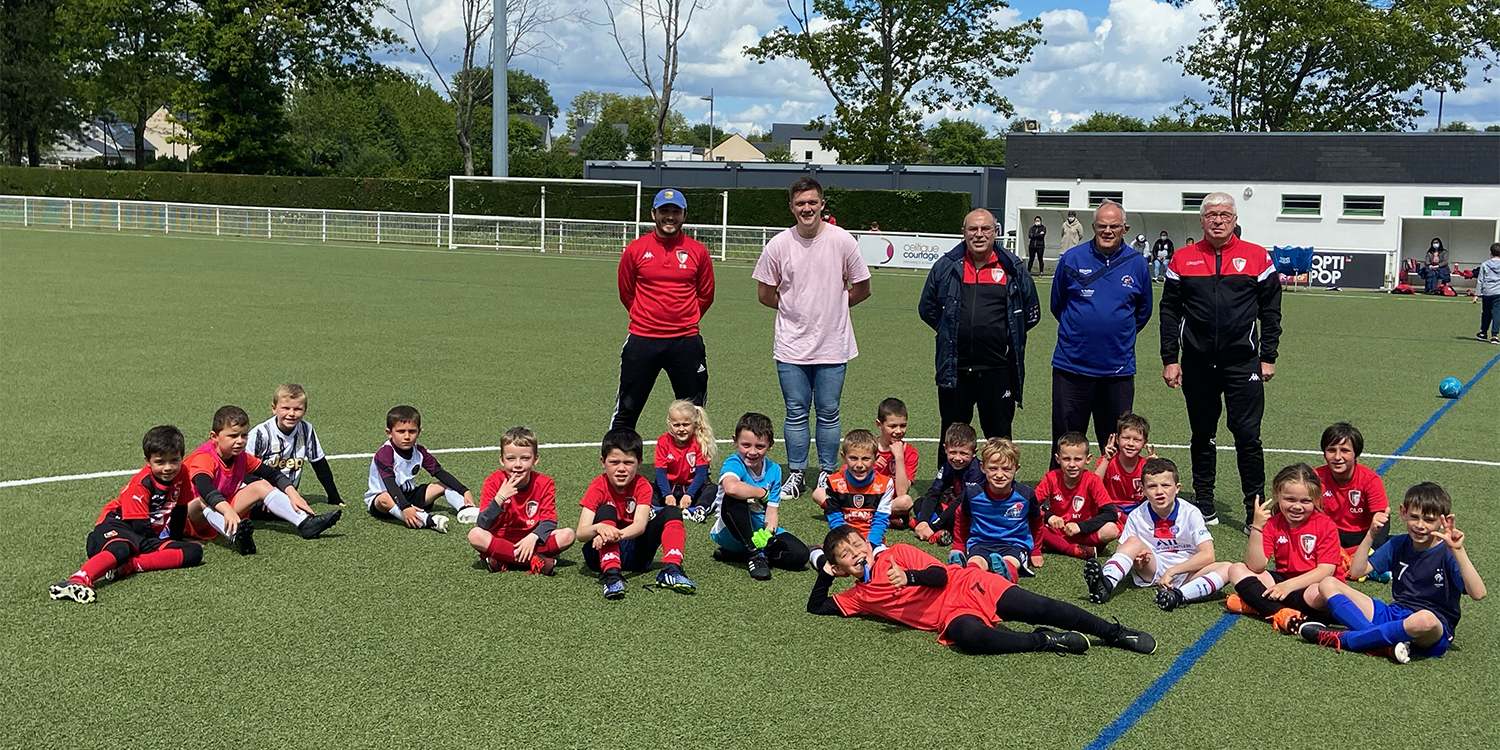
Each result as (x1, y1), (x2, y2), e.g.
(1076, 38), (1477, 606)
(447, 175), (643, 251)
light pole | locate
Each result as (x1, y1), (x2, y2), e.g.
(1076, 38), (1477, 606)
(1435, 85), (1446, 131)
(701, 89), (714, 161)
(492, 0), (508, 177)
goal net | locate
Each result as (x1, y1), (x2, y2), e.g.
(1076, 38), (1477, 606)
(448, 176), (644, 254)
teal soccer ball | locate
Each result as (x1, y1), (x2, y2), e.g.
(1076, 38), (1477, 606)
(1439, 377), (1462, 398)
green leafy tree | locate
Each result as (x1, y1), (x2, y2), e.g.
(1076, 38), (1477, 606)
(579, 123), (628, 160)
(508, 70), (558, 117)
(508, 115), (545, 156)
(1, 0), (76, 166)
(923, 118), (1005, 165)
(1174, 0), (1500, 131)
(1068, 112), (1148, 132)
(286, 68), (460, 178)
(745, 0), (1041, 163)
(1487, 125), (1500, 132)
(764, 143), (794, 162)
(1436, 120), (1477, 131)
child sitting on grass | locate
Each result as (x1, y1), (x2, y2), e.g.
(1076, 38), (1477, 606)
(577, 428), (696, 600)
(1036, 432), (1119, 559)
(1093, 412), (1154, 517)
(815, 429), (895, 547)
(710, 412), (810, 580)
(942, 437), (1040, 581)
(246, 383), (345, 507)
(805, 525), (1157, 655)
(653, 399), (717, 523)
(913, 422), (983, 549)
(363, 405), (477, 534)
(1083, 457), (1230, 611)
(1312, 422), (1390, 574)
(1300, 483), (1486, 663)
(468, 427), (575, 575)
(872, 398), (918, 528)
(1224, 463), (1344, 634)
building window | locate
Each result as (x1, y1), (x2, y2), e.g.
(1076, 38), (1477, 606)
(1342, 195), (1384, 217)
(1182, 192), (1208, 212)
(1035, 190), (1070, 207)
(804, 151), (813, 161)
(1281, 194), (1322, 216)
(1088, 191), (1124, 208)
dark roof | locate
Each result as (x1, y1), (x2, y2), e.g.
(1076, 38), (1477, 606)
(771, 122), (828, 144)
(1007, 133), (1500, 185)
(751, 141), (776, 154)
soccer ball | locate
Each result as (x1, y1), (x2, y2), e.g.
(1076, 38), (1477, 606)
(1438, 377), (1462, 399)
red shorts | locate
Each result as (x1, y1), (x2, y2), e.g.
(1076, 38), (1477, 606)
(1039, 524), (1109, 556)
(935, 572), (1013, 645)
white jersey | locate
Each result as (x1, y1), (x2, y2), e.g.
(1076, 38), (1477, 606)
(364, 441), (442, 502)
(1121, 499), (1213, 587)
(246, 418), (325, 487)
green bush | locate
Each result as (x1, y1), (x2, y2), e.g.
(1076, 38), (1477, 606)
(0, 167), (970, 232)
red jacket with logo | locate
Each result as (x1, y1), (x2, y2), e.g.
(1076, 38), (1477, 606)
(1159, 236), (1282, 365)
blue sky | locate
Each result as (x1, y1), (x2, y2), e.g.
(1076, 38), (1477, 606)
(378, 0), (1498, 138)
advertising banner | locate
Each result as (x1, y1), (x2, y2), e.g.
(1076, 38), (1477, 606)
(856, 233), (958, 270)
(1278, 250), (1388, 289)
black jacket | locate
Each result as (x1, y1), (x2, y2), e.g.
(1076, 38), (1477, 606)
(1159, 237), (1282, 365)
(918, 244), (1041, 404)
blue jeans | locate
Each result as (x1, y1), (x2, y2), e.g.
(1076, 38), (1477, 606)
(775, 361), (846, 471)
(1152, 258), (1168, 279)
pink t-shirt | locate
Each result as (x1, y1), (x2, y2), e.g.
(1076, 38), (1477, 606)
(751, 224), (870, 365)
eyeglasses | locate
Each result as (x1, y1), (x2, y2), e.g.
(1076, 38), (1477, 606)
(1203, 212), (1235, 222)
(1093, 224), (1125, 231)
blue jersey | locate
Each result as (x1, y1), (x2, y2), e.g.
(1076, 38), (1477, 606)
(959, 481), (1039, 550)
(711, 454), (782, 535)
(1368, 534), (1465, 631)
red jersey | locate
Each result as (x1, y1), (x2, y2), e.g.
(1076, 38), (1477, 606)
(96, 465), (192, 535)
(580, 473), (653, 525)
(1264, 512), (1345, 580)
(479, 470), (558, 537)
(1313, 464), (1388, 535)
(182, 440), (261, 502)
(1095, 454), (1146, 509)
(654, 434), (708, 485)
(1034, 469), (1112, 524)
(617, 232), (715, 338)
(873, 443), (920, 485)
(833, 544), (1012, 645)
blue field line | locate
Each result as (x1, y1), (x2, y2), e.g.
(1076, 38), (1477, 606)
(1375, 349), (1500, 476)
(1083, 348), (1500, 750)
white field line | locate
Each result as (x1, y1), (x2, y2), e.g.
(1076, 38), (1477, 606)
(2, 437), (1495, 489)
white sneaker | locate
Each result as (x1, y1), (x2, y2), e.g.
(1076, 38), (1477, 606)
(816, 469), (831, 491)
(456, 506), (480, 524)
(430, 514), (450, 534)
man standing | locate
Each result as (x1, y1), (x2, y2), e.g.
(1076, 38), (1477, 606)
(1151, 230), (1174, 281)
(1060, 211), (1084, 254)
(1027, 216), (1047, 274)
(1050, 201), (1152, 461)
(610, 188), (715, 430)
(919, 209), (1040, 447)
(1160, 192), (1281, 527)
(754, 177), (871, 500)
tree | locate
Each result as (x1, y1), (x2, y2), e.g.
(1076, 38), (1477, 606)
(1069, 112), (1148, 132)
(579, 123), (629, 160)
(1174, 0), (1500, 132)
(506, 0), (588, 65)
(602, 0), (707, 161)
(1436, 120), (1477, 131)
(508, 115), (545, 156)
(396, 0), (491, 175)
(1, 0), (76, 166)
(924, 119), (1004, 165)
(764, 143), (793, 162)
(1487, 125), (1500, 132)
(509, 70), (558, 117)
(566, 90), (689, 156)
(59, 0), (186, 168)
(746, 0), (1041, 163)
(286, 67), (461, 178)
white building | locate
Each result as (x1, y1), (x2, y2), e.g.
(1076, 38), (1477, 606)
(771, 123), (839, 164)
(1004, 133), (1500, 288)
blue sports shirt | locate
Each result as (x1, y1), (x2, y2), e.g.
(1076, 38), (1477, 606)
(1368, 534), (1465, 631)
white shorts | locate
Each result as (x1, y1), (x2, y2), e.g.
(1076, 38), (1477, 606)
(1131, 550), (1193, 588)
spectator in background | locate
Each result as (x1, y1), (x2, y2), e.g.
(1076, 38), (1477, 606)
(1477, 242), (1500, 344)
(869, 221), (880, 232)
(1060, 211), (1084, 253)
(1130, 234), (1150, 257)
(1151, 231), (1175, 281)
(822, 211), (838, 226)
(1420, 238), (1451, 294)
(1027, 216), (1047, 274)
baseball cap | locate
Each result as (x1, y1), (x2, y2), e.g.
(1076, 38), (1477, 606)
(653, 189), (687, 210)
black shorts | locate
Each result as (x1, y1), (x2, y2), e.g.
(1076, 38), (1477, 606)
(86, 518), (165, 557)
(366, 483), (434, 517)
(966, 541), (1030, 568)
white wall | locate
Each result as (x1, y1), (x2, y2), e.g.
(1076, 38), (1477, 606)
(788, 137), (839, 164)
(1005, 179), (1500, 267)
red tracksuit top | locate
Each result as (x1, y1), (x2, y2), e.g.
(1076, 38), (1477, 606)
(618, 231), (715, 338)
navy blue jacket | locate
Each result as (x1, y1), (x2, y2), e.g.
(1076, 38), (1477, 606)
(918, 243), (1041, 404)
(1050, 240), (1153, 377)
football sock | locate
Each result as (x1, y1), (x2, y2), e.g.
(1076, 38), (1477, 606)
(598, 542), (623, 574)
(536, 535), (563, 556)
(660, 519), (686, 566)
(485, 536), (517, 564)
(1340, 619), (1413, 653)
(387, 504), (429, 526)
(444, 488), (467, 511)
(1005, 558), (1020, 582)
(1180, 571), (1226, 602)
(78, 546), (128, 584)
(130, 546), (186, 572)
(1102, 553), (1131, 589)
(264, 489), (310, 526)
(200, 505), (237, 540)
(1327, 593), (1376, 630)
(942, 614), (1042, 655)
(1231, 577), (1277, 617)
(996, 585), (1114, 638)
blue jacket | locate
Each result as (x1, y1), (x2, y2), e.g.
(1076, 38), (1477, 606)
(918, 243), (1041, 404)
(1050, 240), (1153, 377)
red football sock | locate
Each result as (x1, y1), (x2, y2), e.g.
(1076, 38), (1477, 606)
(485, 536), (517, 564)
(130, 546), (186, 573)
(660, 519), (686, 566)
(1005, 559), (1020, 581)
(599, 542), (623, 573)
(537, 535), (563, 556)
(78, 549), (124, 583)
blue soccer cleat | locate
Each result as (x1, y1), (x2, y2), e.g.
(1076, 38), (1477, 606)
(601, 575), (627, 601)
(947, 549), (965, 566)
(988, 553), (1013, 581)
(656, 566), (697, 594)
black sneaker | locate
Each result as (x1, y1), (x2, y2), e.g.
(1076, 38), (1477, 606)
(1103, 618), (1157, 654)
(234, 518), (257, 555)
(816, 469), (831, 491)
(1035, 628), (1090, 654)
(1083, 557), (1113, 603)
(780, 469), (806, 501)
(747, 551), (771, 581)
(1155, 585), (1186, 612)
(297, 509), (342, 539)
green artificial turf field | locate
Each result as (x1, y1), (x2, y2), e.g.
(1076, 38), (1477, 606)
(1, 227), (1496, 750)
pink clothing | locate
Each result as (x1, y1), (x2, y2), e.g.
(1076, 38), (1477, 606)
(751, 224), (870, 365)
